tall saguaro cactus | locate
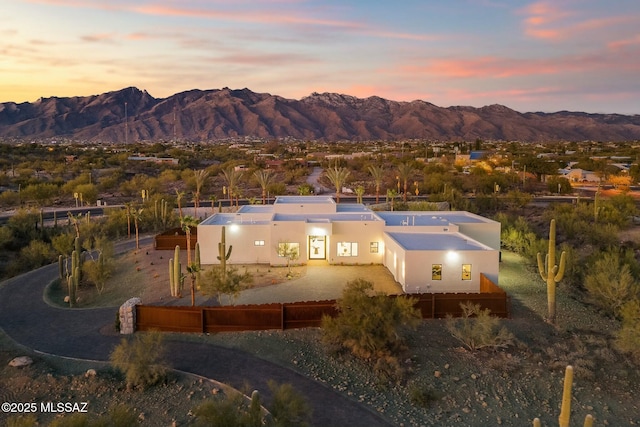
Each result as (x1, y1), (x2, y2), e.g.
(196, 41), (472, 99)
(217, 226), (232, 278)
(173, 245), (182, 297)
(537, 219), (566, 324)
(533, 365), (594, 427)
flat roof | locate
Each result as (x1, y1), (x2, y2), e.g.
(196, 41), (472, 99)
(199, 214), (271, 225)
(336, 203), (372, 213)
(376, 211), (492, 226)
(237, 205), (274, 214)
(273, 196), (335, 205)
(386, 231), (492, 251)
(273, 213), (381, 222)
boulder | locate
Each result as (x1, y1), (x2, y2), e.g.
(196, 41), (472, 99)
(9, 356), (33, 368)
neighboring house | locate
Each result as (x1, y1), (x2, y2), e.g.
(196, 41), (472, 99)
(197, 196), (500, 294)
(561, 168), (602, 183)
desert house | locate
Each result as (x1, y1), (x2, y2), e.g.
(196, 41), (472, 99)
(197, 196), (500, 294)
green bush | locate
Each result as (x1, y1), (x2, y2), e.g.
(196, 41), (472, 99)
(615, 299), (640, 362)
(109, 331), (168, 390)
(192, 383), (311, 427)
(267, 380), (312, 427)
(322, 279), (420, 361)
(584, 251), (640, 316)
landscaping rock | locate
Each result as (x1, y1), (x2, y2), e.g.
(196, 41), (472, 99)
(9, 356), (33, 368)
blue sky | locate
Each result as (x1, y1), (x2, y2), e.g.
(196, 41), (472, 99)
(2, 0), (640, 114)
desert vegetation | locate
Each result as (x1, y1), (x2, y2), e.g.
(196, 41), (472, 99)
(1, 137), (640, 425)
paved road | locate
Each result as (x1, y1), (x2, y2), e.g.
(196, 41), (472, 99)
(0, 245), (393, 427)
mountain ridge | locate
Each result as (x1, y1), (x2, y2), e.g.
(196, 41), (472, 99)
(1, 87), (639, 142)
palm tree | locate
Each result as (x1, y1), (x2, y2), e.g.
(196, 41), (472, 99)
(325, 166), (350, 203)
(253, 169), (274, 205)
(367, 165), (385, 204)
(193, 169), (210, 219)
(175, 189), (185, 220)
(181, 215), (199, 267)
(396, 162), (415, 202)
(222, 167), (243, 208)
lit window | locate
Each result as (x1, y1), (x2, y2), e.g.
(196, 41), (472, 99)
(254, 240), (265, 246)
(462, 264), (472, 280)
(337, 242), (358, 257)
(370, 242), (379, 253)
(432, 264), (442, 280)
(277, 242), (300, 258)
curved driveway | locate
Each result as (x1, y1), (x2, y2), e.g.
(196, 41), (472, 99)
(0, 246), (392, 427)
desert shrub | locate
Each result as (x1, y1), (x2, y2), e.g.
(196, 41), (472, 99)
(267, 380), (312, 427)
(615, 299), (640, 362)
(193, 393), (251, 427)
(445, 302), (514, 351)
(49, 413), (90, 427)
(321, 279), (420, 368)
(407, 382), (440, 408)
(92, 404), (138, 427)
(109, 331), (168, 390)
(544, 335), (596, 380)
(200, 266), (253, 305)
(193, 383), (310, 427)
(584, 250), (640, 316)
(5, 415), (38, 427)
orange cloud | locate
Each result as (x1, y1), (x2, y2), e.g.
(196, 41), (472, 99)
(81, 33), (116, 43)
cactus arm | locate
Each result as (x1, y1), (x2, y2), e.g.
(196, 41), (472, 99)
(555, 251), (566, 282)
(583, 414), (593, 427)
(537, 252), (546, 280)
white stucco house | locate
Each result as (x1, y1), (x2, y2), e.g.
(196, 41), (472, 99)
(197, 196), (500, 294)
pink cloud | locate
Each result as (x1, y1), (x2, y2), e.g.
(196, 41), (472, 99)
(519, 1), (640, 42)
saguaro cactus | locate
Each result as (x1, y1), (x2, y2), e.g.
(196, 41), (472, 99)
(173, 245), (182, 297)
(217, 226), (233, 277)
(537, 219), (566, 324)
(58, 255), (64, 280)
(533, 365), (593, 427)
(195, 242), (202, 289)
(67, 274), (76, 308)
(169, 258), (175, 297)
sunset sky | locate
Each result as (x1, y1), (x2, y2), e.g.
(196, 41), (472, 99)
(2, 0), (640, 114)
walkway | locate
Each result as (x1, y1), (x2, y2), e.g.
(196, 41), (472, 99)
(0, 245), (393, 427)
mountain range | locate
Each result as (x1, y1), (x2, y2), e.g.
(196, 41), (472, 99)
(1, 87), (639, 143)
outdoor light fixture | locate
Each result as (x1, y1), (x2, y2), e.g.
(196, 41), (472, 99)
(446, 250), (459, 262)
(229, 224), (239, 232)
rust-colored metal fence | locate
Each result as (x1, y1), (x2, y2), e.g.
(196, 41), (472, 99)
(154, 227), (197, 250)
(136, 274), (509, 333)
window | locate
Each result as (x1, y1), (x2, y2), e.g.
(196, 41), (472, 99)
(462, 264), (472, 280)
(432, 264), (442, 280)
(254, 240), (265, 246)
(337, 242), (358, 257)
(370, 242), (379, 253)
(277, 242), (300, 258)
